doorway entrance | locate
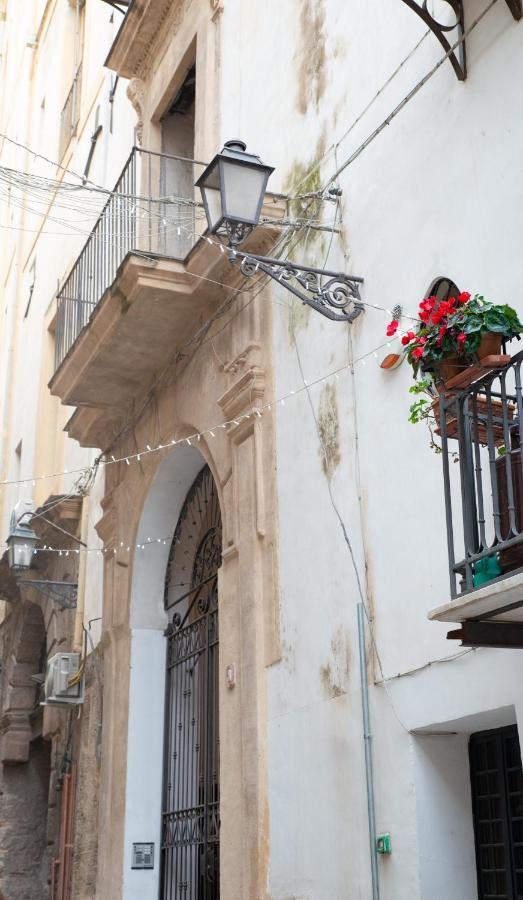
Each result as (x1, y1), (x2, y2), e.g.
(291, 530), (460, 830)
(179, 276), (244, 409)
(160, 465), (221, 900)
(470, 725), (523, 898)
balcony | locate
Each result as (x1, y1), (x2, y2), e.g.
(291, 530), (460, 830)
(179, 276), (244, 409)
(429, 350), (523, 647)
(54, 146), (201, 370)
(49, 146), (286, 447)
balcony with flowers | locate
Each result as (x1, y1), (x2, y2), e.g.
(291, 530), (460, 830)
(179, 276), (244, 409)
(390, 291), (523, 649)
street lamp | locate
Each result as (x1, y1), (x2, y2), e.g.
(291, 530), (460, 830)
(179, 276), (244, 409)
(6, 500), (78, 608)
(196, 140), (364, 323)
(7, 501), (38, 571)
(196, 140), (274, 247)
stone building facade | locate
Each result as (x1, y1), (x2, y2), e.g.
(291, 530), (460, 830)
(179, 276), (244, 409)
(1, 1), (523, 899)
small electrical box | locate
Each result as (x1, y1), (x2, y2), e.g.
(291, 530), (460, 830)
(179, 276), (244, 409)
(132, 842), (154, 869)
(376, 833), (392, 855)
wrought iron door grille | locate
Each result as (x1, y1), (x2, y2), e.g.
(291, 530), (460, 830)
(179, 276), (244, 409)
(161, 466), (221, 900)
(470, 725), (523, 898)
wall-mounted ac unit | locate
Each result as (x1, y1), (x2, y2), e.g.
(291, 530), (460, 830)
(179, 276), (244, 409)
(42, 652), (84, 707)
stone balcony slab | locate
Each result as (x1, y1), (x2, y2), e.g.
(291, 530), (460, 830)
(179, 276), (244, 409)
(49, 211), (284, 448)
(428, 570), (523, 624)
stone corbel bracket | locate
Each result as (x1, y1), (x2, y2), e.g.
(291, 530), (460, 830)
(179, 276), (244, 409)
(401, 0), (466, 80)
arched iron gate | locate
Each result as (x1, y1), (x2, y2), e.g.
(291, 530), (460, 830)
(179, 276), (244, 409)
(161, 466), (221, 900)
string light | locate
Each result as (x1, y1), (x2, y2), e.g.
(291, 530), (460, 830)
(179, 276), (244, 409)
(0, 330), (406, 490)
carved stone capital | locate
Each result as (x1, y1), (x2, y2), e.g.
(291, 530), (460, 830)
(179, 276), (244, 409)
(218, 365), (266, 425)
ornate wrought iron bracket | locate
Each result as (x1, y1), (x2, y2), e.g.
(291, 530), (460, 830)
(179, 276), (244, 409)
(18, 579), (78, 609)
(230, 250), (364, 323)
(401, 0), (466, 81)
(505, 0), (522, 19)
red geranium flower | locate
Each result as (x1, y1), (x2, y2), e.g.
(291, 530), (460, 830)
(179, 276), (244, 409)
(401, 331), (416, 346)
(386, 320), (399, 337)
(412, 347), (424, 360)
(457, 333), (467, 344)
(458, 292), (471, 304)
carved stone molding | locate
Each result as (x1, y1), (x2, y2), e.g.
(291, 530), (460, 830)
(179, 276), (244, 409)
(222, 341), (262, 375)
(126, 78), (146, 145)
(210, 0), (224, 21)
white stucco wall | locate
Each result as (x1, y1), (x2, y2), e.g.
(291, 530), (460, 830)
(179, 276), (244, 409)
(219, 0), (523, 897)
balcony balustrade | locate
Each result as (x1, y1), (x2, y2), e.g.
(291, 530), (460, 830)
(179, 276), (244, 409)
(439, 349), (523, 598)
(54, 146), (203, 370)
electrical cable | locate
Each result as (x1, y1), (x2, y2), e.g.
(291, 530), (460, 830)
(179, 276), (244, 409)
(321, 0), (498, 192)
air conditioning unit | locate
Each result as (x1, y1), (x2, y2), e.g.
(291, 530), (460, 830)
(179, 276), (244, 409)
(42, 652), (84, 707)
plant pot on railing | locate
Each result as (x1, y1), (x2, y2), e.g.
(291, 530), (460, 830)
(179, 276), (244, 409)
(432, 332), (503, 387)
(430, 393), (514, 445)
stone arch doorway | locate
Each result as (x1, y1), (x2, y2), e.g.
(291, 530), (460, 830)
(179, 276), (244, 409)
(161, 464), (221, 900)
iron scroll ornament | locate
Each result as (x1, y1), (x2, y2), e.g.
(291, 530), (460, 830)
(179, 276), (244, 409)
(231, 251), (365, 323)
(400, 0), (521, 82)
(401, 0), (466, 80)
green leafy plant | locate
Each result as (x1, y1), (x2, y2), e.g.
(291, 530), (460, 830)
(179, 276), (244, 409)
(407, 378), (459, 461)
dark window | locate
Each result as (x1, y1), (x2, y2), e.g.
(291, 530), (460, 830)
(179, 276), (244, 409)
(470, 725), (523, 899)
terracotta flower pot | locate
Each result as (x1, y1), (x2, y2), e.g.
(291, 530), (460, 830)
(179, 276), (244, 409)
(478, 331), (503, 358)
(433, 331), (503, 387)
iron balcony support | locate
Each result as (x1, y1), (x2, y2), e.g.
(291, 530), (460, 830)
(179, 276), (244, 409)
(400, 0), (466, 81)
(448, 620), (523, 649)
(505, 0), (523, 18)
(18, 579), (78, 609)
(400, 0), (521, 82)
(230, 250), (365, 323)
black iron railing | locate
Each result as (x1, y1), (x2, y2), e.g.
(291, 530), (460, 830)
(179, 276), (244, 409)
(54, 147), (204, 371)
(439, 350), (523, 597)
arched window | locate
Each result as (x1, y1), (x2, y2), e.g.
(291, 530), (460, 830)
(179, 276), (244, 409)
(426, 276), (460, 303)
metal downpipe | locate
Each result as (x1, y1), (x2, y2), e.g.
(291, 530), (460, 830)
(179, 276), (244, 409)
(357, 602), (380, 900)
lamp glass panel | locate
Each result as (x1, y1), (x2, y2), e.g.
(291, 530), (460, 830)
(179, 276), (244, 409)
(199, 160), (223, 231)
(202, 185), (223, 231)
(8, 535), (36, 569)
(221, 161), (268, 224)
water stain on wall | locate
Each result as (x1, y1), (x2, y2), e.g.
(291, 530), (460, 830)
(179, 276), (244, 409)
(296, 0), (327, 115)
(320, 626), (350, 699)
(318, 382), (341, 479)
(283, 137), (327, 337)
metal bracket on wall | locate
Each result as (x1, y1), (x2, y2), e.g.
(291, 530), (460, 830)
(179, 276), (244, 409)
(505, 0), (522, 19)
(18, 580), (78, 609)
(400, 0), (466, 81)
(231, 251), (365, 323)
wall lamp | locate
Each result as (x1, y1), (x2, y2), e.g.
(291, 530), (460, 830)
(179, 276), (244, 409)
(7, 501), (78, 609)
(196, 140), (364, 323)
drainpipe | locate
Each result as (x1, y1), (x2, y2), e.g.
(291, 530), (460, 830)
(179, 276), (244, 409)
(357, 602), (380, 900)
(73, 496), (89, 652)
